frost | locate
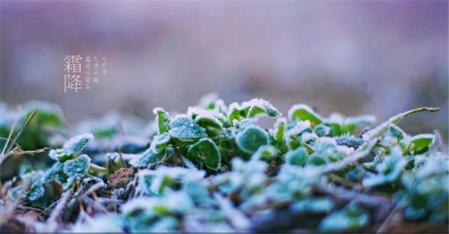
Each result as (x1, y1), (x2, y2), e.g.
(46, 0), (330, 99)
(169, 115), (207, 142)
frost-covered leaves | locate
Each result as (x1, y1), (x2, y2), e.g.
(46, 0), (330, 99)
(127, 98), (446, 230)
(240, 98), (280, 118)
(131, 148), (165, 168)
(363, 147), (406, 188)
(4, 96), (448, 232)
(25, 133), (98, 208)
(399, 155), (449, 223)
(63, 154), (91, 177)
(320, 203), (369, 231)
(26, 180), (63, 209)
(49, 133), (93, 162)
(285, 147), (308, 166)
(229, 98), (279, 123)
(137, 166), (205, 196)
(121, 192), (195, 232)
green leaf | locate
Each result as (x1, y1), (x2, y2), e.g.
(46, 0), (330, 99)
(195, 114), (224, 136)
(106, 153), (126, 174)
(388, 124), (406, 140)
(195, 115), (223, 129)
(27, 183), (45, 202)
(41, 162), (66, 184)
(306, 153), (327, 166)
(26, 180), (63, 209)
(288, 104), (322, 126)
(362, 148), (406, 188)
(64, 133), (94, 153)
(49, 133), (93, 162)
(169, 115), (207, 143)
(153, 107), (171, 134)
(285, 147), (308, 166)
(49, 149), (75, 162)
(252, 145), (278, 161)
(132, 148), (165, 168)
(150, 133), (171, 153)
(236, 126), (269, 154)
(290, 197), (334, 213)
(340, 115), (376, 134)
(273, 118), (286, 142)
(407, 134), (435, 155)
(241, 98), (279, 118)
(187, 138), (221, 170)
(320, 203), (369, 231)
(63, 154), (91, 178)
(228, 103), (243, 124)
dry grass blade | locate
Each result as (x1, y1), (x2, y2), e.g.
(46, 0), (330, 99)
(4, 147), (49, 158)
(0, 119), (18, 166)
(376, 202), (402, 233)
(80, 181), (105, 199)
(362, 107), (439, 140)
(48, 188), (73, 225)
(321, 138), (378, 174)
(0, 110), (37, 166)
(6, 110), (38, 154)
(313, 180), (391, 208)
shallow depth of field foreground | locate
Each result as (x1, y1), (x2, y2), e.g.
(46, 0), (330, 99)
(0, 95), (447, 233)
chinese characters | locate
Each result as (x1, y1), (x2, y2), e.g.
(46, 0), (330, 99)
(64, 54), (107, 93)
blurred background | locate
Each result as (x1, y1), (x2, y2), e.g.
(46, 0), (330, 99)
(0, 0), (447, 139)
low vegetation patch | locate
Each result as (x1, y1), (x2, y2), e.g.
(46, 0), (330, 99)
(0, 96), (447, 232)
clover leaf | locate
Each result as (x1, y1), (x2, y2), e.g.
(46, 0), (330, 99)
(187, 138), (221, 170)
(195, 114), (224, 137)
(131, 148), (165, 168)
(236, 126), (269, 154)
(49, 133), (93, 162)
(285, 147), (308, 166)
(63, 154), (91, 178)
(288, 104), (322, 126)
(252, 145), (278, 161)
(169, 115), (207, 143)
(306, 153), (327, 166)
(26, 180), (63, 209)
